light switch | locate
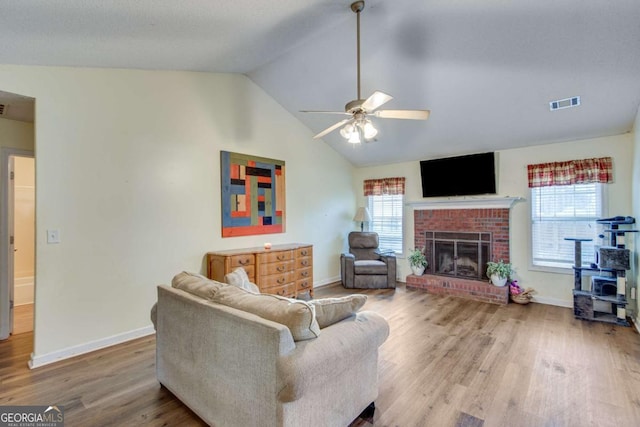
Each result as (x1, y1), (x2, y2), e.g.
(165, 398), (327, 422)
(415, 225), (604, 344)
(47, 229), (60, 244)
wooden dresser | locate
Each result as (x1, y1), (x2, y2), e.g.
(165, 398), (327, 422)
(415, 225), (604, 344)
(206, 244), (313, 298)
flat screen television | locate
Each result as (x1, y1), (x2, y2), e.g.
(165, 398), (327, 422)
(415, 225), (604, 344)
(420, 152), (496, 197)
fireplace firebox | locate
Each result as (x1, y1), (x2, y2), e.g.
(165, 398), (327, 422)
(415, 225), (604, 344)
(425, 231), (491, 281)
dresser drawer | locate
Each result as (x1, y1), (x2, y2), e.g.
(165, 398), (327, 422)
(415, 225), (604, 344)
(207, 253), (255, 283)
(229, 254), (255, 268)
(297, 267), (312, 281)
(296, 277), (313, 293)
(262, 283), (296, 298)
(258, 250), (293, 264)
(296, 257), (312, 269)
(258, 260), (294, 276)
(296, 246), (312, 258)
(260, 272), (295, 289)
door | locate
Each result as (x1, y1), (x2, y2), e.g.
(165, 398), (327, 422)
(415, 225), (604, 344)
(0, 156), (13, 339)
(7, 156), (15, 336)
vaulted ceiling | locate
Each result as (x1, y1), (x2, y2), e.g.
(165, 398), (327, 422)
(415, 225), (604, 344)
(2, 0), (639, 166)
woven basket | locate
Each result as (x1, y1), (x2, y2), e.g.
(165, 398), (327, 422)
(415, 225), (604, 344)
(510, 288), (536, 304)
(510, 294), (531, 304)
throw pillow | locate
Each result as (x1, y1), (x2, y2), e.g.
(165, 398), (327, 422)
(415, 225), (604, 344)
(212, 285), (320, 341)
(309, 295), (367, 328)
(171, 271), (224, 300)
(224, 267), (260, 293)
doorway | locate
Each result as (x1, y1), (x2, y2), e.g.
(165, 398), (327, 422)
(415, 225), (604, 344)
(0, 90), (36, 342)
(0, 150), (35, 339)
(12, 156), (35, 334)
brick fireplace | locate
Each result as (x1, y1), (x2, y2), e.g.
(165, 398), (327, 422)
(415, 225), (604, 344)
(406, 199), (519, 305)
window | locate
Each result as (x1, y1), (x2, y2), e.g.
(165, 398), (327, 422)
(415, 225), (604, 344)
(531, 183), (604, 269)
(367, 194), (404, 254)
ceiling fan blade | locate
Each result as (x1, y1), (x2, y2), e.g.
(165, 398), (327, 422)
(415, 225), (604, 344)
(300, 110), (351, 115)
(361, 91), (393, 112)
(374, 109), (431, 120)
(313, 118), (352, 139)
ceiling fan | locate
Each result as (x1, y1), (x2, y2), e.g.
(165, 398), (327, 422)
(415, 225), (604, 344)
(302, 0), (430, 144)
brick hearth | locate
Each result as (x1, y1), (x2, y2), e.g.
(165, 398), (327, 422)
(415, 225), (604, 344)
(406, 274), (509, 305)
(408, 207), (511, 305)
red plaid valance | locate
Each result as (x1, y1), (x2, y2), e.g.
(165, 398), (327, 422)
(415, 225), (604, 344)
(527, 157), (613, 188)
(364, 177), (405, 196)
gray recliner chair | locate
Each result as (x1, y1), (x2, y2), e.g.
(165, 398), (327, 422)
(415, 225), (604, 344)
(341, 232), (397, 289)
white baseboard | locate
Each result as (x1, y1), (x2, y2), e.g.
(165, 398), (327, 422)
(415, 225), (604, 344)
(529, 296), (572, 308)
(29, 325), (155, 369)
(14, 276), (34, 305)
(314, 276), (341, 288)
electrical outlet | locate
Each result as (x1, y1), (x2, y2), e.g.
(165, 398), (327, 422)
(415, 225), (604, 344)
(47, 229), (60, 244)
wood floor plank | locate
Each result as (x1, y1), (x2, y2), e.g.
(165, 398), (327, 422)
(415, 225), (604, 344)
(1, 282), (639, 426)
(12, 303), (33, 335)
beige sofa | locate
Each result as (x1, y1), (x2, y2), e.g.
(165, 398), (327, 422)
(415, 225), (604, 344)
(153, 272), (389, 427)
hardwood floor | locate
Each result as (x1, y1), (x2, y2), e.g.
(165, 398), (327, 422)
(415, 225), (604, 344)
(1, 283), (639, 426)
(12, 303), (34, 335)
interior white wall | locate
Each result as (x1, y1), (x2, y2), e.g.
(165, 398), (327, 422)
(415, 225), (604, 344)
(0, 65), (355, 360)
(353, 133), (634, 306)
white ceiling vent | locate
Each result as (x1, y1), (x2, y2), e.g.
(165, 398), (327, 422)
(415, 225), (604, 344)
(0, 104), (6, 116)
(550, 96), (580, 111)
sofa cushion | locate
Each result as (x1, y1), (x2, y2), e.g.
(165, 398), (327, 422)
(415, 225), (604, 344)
(308, 295), (367, 328)
(212, 285), (320, 341)
(354, 260), (387, 275)
(171, 271), (225, 300)
(224, 267), (260, 293)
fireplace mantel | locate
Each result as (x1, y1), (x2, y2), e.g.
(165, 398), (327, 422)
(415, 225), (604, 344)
(406, 196), (523, 210)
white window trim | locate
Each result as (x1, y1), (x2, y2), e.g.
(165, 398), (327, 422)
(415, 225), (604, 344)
(528, 184), (608, 275)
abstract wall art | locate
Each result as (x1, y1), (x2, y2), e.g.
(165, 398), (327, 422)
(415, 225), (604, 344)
(220, 151), (285, 237)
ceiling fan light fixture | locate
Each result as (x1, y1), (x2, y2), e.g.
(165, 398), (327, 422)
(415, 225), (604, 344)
(341, 122), (362, 143)
(363, 119), (377, 139)
(347, 130), (361, 144)
(340, 123), (355, 139)
(341, 119), (377, 143)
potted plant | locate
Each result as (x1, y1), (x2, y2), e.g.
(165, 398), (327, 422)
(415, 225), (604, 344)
(486, 260), (512, 287)
(408, 249), (428, 276)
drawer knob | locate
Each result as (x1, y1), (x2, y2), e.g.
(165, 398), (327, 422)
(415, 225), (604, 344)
(277, 278), (285, 284)
(301, 271), (308, 277)
(277, 255), (285, 260)
(301, 250), (308, 255)
(301, 260), (308, 266)
(239, 259), (250, 265)
(277, 266), (285, 272)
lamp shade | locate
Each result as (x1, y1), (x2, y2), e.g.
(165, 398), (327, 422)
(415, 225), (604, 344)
(353, 207), (372, 223)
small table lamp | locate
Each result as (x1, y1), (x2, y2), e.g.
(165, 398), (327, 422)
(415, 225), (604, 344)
(353, 207), (372, 232)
